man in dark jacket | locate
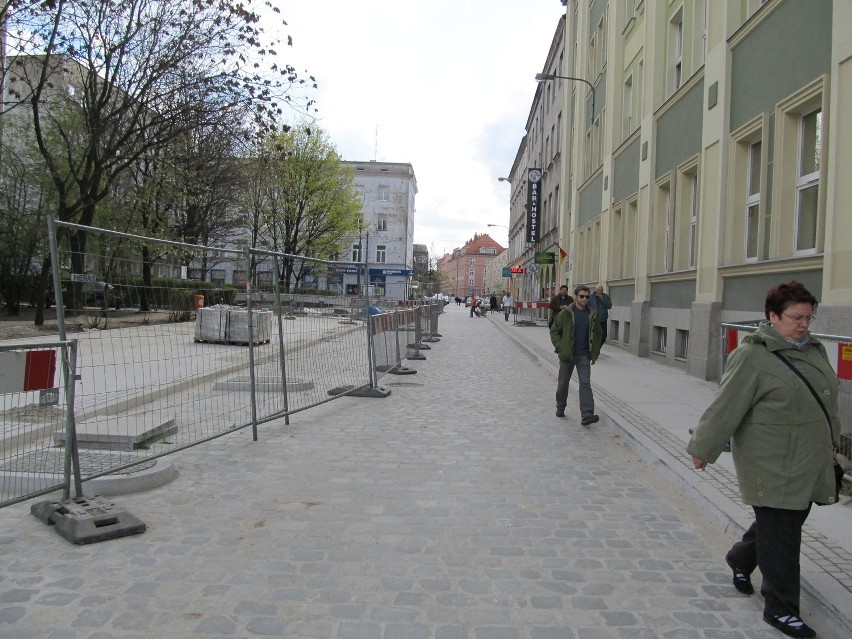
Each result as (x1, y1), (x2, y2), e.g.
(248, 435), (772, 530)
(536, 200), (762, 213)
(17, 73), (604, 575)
(588, 283), (613, 342)
(548, 285), (573, 329)
(550, 285), (602, 424)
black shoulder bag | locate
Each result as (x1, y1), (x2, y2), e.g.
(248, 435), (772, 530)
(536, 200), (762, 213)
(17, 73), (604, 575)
(773, 351), (844, 503)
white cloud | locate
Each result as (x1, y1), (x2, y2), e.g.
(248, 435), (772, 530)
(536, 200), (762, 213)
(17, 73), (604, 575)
(271, 0), (565, 256)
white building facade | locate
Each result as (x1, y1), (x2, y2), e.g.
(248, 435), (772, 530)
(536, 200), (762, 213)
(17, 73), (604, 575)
(342, 161), (417, 301)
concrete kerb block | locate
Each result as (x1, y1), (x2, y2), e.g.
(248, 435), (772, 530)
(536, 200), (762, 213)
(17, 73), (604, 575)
(327, 384), (391, 398)
(31, 495), (146, 545)
(386, 364), (416, 375)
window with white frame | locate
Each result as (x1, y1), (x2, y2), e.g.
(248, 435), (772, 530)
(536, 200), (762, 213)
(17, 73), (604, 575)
(550, 124), (556, 160)
(554, 185), (560, 227)
(588, 34), (596, 80)
(670, 9), (683, 95)
(672, 160), (699, 271)
(352, 243), (362, 262)
(556, 112), (562, 152)
(652, 325), (667, 354)
(376, 245), (386, 263)
(675, 329), (689, 360)
(624, 197), (637, 277)
(610, 205), (624, 277)
(378, 185), (389, 202)
(795, 108), (821, 253)
(653, 178), (673, 273)
(745, 140), (762, 261)
(623, 74), (633, 140)
(624, 0), (635, 29)
(687, 172), (699, 268)
(377, 214), (388, 232)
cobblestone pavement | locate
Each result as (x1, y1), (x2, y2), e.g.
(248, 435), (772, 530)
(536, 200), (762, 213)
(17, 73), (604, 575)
(0, 305), (844, 638)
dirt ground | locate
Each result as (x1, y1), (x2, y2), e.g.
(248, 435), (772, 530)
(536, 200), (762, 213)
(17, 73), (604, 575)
(0, 306), (179, 341)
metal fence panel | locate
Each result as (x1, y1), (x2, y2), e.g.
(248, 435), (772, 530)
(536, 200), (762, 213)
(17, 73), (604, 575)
(0, 341), (75, 507)
(0, 219), (379, 508)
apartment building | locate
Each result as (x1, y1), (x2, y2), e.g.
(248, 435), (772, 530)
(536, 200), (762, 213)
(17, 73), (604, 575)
(501, 17), (568, 312)
(343, 161), (417, 301)
(506, 0), (852, 381)
(437, 234), (505, 299)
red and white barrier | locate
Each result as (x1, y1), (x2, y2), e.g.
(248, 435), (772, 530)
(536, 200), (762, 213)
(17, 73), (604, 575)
(0, 350), (57, 394)
(515, 301), (549, 309)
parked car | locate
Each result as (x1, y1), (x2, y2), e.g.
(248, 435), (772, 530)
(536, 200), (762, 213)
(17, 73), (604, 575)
(84, 282), (123, 309)
(44, 285), (67, 308)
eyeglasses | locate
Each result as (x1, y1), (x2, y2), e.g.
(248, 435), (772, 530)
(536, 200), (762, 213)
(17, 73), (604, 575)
(782, 313), (816, 324)
(577, 294), (590, 299)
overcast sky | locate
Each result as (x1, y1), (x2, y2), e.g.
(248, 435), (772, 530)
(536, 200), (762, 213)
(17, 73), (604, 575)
(275, 0), (566, 259)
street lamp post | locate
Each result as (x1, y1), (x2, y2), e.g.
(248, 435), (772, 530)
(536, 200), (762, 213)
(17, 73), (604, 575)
(534, 72), (596, 121)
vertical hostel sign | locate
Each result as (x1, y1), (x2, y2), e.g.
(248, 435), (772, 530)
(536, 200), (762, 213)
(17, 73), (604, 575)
(526, 168), (542, 244)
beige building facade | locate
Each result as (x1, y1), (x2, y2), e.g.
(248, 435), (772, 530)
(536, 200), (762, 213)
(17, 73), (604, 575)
(505, 0), (852, 382)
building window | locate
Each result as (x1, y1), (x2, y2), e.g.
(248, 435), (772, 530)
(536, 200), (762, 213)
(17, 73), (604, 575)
(377, 214), (388, 232)
(745, 140), (762, 261)
(772, 81), (824, 260)
(675, 329), (689, 360)
(652, 326), (667, 355)
(376, 245), (386, 263)
(673, 159), (699, 271)
(556, 113), (562, 153)
(795, 108), (821, 253)
(610, 205), (624, 277)
(378, 185), (389, 202)
(728, 115), (766, 265)
(623, 321), (631, 346)
(669, 9), (683, 95)
(624, 0), (635, 29)
(352, 243), (362, 262)
(652, 177), (673, 273)
(623, 74), (633, 140)
(688, 172), (699, 268)
(588, 34), (596, 80)
(623, 197), (637, 278)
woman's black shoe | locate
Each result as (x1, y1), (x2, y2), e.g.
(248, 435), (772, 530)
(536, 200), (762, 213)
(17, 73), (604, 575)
(763, 613), (816, 638)
(725, 556), (754, 595)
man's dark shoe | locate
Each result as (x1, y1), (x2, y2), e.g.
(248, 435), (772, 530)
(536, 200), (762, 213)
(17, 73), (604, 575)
(555, 409), (565, 417)
(725, 556), (754, 595)
(580, 414), (599, 426)
(762, 613), (815, 638)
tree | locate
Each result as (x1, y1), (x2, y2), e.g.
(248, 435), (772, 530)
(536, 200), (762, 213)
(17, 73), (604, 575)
(3, 0), (315, 322)
(0, 116), (55, 313)
(246, 125), (363, 291)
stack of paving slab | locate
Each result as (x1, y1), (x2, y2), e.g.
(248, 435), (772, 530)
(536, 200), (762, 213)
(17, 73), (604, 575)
(194, 305), (272, 345)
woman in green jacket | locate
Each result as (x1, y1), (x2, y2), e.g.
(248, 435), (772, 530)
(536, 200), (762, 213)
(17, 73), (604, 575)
(687, 281), (841, 639)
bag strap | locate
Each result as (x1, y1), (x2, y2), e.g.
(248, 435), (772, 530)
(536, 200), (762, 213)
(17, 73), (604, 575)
(772, 351), (832, 428)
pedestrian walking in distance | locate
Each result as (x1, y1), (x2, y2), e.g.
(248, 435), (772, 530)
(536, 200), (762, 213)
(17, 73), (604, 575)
(548, 284), (573, 330)
(550, 285), (602, 424)
(501, 291), (513, 322)
(687, 281), (842, 639)
(588, 283), (612, 343)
